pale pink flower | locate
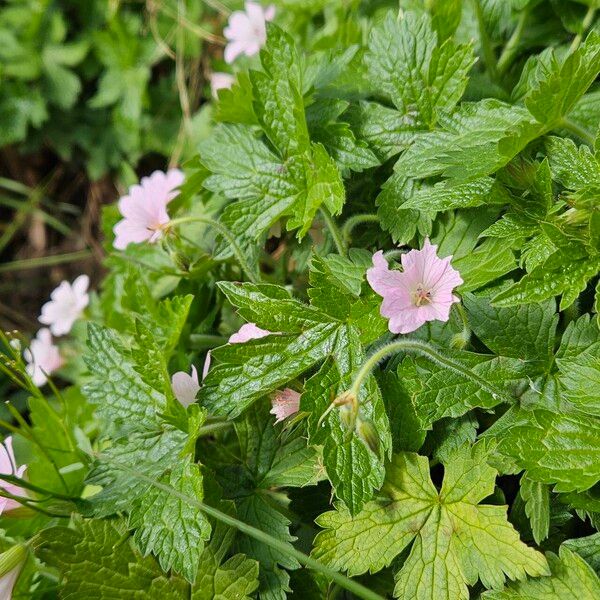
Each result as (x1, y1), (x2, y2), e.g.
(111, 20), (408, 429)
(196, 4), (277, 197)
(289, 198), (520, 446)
(223, 1), (275, 64)
(367, 239), (463, 334)
(113, 169), (185, 250)
(228, 323), (272, 343)
(0, 564), (22, 599)
(38, 275), (89, 336)
(210, 72), (235, 96)
(23, 328), (62, 387)
(270, 388), (300, 423)
(0, 437), (27, 515)
(171, 366), (200, 408)
(203, 323), (273, 377)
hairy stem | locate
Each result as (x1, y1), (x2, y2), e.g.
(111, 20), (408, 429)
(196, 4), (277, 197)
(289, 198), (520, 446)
(320, 208), (347, 256)
(349, 339), (513, 404)
(106, 460), (385, 600)
(167, 216), (260, 283)
(342, 214), (379, 242)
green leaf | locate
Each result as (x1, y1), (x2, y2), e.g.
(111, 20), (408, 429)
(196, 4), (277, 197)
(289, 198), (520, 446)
(192, 509), (259, 599)
(251, 24), (309, 157)
(83, 323), (166, 431)
(87, 428), (187, 516)
(345, 100), (419, 161)
(482, 546), (600, 600)
(129, 459), (211, 583)
(520, 476), (550, 544)
(486, 405), (600, 492)
(36, 519), (188, 599)
(525, 31), (600, 128)
(463, 293), (558, 368)
(555, 315), (600, 415)
(492, 248), (600, 309)
(229, 400), (321, 597)
(365, 12), (474, 127)
(563, 533), (600, 575)
(313, 445), (547, 598)
(400, 177), (510, 212)
(396, 348), (529, 429)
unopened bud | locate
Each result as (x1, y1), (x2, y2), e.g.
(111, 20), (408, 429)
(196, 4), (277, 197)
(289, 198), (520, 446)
(355, 416), (379, 455)
(450, 329), (470, 350)
(0, 543), (27, 578)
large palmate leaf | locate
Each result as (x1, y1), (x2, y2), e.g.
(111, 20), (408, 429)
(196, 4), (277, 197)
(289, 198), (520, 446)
(313, 445), (547, 599)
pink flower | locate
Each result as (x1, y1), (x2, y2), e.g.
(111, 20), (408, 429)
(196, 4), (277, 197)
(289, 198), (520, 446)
(171, 366), (200, 407)
(0, 437), (27, 515)
(0, 564), (22, 599)
(23, 328), (62, 387)
(203, 323), (273, 377)
(228, 323), (271, 343)
(223, 1), (275, 63)
(270, 388), (300, 423)
(39, 275), (89, 336)
(210, 72), (235, 96)
(367, 239), (463, 334)
(113, 169), (185, 250)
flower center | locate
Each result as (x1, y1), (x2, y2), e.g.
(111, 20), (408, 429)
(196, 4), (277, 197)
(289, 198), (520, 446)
(413, 284), (432, 307)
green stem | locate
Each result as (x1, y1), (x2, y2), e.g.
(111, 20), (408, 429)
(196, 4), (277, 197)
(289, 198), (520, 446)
(497, 7), (530, 75)
(0, 250), (92, 273)
(560, 117), (596, 146)
(473, 0), (498, 80)
(168, 216), (260, 283)
(341, 214), (379, 242)
(197, 421), (233, 436)
(569, 6), (596, 55)
(320, 209), (347, 256)
(349, 339), (513, 404)
(105, 460), (385, 600)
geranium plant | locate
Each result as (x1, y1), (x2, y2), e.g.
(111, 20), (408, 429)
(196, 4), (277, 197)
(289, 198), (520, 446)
(2, 1), (600, 599)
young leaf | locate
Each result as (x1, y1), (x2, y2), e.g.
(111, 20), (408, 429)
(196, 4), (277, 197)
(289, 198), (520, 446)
(520, 476), (550, 545)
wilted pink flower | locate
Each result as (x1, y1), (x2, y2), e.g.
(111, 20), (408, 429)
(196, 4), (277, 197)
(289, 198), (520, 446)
(210, 72), (235, 96)
(367, 239), (463, 334)
(223, 1), (275, 63)
(0, 437), (27, 515)
(39, 275), (89, 336)
(270, 388), (300, 423)
(203, 323), (273, 377)
(171, 366), (200, 407)
(113, 169), (185, 250)
(23, 328), (62, 387)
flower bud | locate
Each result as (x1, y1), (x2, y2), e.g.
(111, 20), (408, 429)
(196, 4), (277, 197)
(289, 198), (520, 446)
(0, 543), (26, 577)
(355, 416), (380, 455)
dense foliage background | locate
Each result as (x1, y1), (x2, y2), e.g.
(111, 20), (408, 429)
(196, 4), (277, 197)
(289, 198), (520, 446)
(2, 0), (600, 598)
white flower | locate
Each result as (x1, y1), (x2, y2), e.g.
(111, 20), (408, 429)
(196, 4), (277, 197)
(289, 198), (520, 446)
(39, 275), (89, 335)
(171, 366), (200, 407)
(24, 328), (62, 387)
(223, 1), (275, 63)
(210, 72), (235, 96)
(0, 564), (21, 599)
